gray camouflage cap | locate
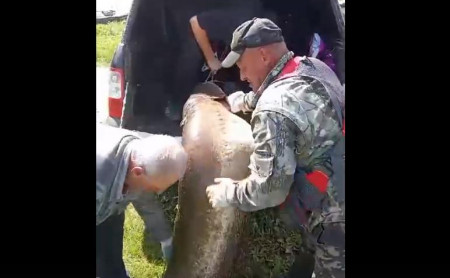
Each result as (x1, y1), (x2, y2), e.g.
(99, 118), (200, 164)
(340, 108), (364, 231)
(221, 17), (284, 68)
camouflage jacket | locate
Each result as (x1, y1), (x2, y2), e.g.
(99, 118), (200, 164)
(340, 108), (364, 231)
(227, 54), (344, 213)
(96, 124), (141, 225)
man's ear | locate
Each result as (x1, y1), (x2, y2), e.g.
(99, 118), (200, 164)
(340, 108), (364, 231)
(259, 47), (270, 66)
(130, 166), (144, 177)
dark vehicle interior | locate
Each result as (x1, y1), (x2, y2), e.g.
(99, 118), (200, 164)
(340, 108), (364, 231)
(115, 0), (345, 135)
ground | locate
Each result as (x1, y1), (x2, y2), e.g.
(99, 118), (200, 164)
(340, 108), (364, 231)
(123, 205), (167, 277)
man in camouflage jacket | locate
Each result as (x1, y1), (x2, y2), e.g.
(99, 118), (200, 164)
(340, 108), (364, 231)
(206, 18), (345, 278)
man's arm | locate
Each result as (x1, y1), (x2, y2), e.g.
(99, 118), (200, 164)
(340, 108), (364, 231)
(227, 91), (258, 113)
(189, 15), (221, 71)
(132, 193), (172, 242)
(207, 111), (299, 212)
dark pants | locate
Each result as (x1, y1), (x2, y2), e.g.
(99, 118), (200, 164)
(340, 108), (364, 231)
(96, 213), (129, 278)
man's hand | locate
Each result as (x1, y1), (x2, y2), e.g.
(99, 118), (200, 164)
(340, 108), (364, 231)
(227, 91), (246, 113)
(207, 57), (222, 72)
(206, 178), (237, 208)
(160, 237), (173, 262)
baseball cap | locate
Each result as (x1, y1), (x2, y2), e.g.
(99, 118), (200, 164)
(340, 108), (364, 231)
(221, 17), (284, 68)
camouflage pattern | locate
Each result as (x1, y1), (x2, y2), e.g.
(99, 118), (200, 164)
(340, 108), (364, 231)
(308, 209), (345, 278)
(227, 110), (297, 211)
(227, 54), (345, 277)
(283, 170), (345, 277)
(242, 51), (294, 112)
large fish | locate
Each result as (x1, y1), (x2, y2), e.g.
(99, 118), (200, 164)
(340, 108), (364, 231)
(163, 82), (254, 278)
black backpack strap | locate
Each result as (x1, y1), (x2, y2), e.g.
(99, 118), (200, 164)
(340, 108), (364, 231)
(298, 57), (344, 128)
(327, 87), (344, 129)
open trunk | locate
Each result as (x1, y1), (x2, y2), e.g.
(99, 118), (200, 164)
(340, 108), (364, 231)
(116, 0), (345, 135)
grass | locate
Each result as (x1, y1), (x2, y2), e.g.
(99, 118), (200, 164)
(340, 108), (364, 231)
(120, 184), (302, 278)
(96, 20), (127, 66)
(121, 185), (178, 278)
(97, 20), (304, 278)
(123, 205), (167, 278)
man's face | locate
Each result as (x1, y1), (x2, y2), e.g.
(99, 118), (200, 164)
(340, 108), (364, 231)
(126, 167), (180, 193)
(236, 48), (271, 91)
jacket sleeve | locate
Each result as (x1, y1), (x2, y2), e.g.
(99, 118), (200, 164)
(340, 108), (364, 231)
(243, 91), (258, 112)
(228, 110), (299, 211)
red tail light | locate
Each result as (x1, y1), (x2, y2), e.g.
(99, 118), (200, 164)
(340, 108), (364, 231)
(108, 67), (124, 118)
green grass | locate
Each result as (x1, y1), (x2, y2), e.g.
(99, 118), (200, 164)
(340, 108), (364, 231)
(96, 20), (126, 66)
(123, 206), (167, 278)
(122, 185), (178, 278)
(120, 184), (302, 278)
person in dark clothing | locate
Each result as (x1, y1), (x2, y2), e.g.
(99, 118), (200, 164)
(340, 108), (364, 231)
(190, 6), (264, 72)
(166, 2), (268, 121)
